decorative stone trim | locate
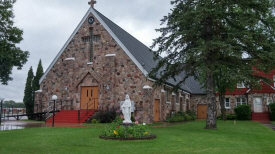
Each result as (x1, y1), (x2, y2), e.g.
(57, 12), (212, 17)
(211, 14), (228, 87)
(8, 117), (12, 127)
(65, 57), (75, 61)
(105, 54), (116, 57)
(75, 71), (103, 87)
(143, 85), (152, 89)
(35, 90), (42, 93)
(99, 134), (156, 140)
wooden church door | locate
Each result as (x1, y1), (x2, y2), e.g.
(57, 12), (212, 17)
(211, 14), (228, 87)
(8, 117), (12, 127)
(197, 104), (207, 119)
(80, 86), (98, 110)
(154, 99), (160, 122)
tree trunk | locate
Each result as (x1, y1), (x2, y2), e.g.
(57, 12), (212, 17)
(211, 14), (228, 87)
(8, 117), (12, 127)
(219, 94), (226, 120)
(205, 16), (217, 129)
(205, 71), (217, 129)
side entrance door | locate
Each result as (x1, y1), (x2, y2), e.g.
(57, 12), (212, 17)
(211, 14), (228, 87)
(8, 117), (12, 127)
(154, 99), (160, 122)
(253, 97), (263, 113)
(81, 86), (98, 110)
(197, 104), (207, 119)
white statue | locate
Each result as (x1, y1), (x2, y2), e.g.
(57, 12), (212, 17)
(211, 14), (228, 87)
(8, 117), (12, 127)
(120, 94), (135, 123)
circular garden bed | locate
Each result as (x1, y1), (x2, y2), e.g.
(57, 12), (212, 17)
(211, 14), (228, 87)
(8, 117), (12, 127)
(99, 134), (157, 140)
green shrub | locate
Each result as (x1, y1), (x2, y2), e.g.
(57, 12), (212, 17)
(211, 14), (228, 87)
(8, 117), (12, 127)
(166, 110), (196, 122)
(91, 118), (100, 123)
(88, 108), (117, 123)
(269, 102), (275, 121)
(185, 110), (196, 116)
(227, 114), (237, 120)
(168, 115), (185, 122)
(176, 111), (186, 117)
(234, 105), (251, 120)
(218, 114), (237, 120)
(185, 114), (191, 121)
(185, 110), (196, 120)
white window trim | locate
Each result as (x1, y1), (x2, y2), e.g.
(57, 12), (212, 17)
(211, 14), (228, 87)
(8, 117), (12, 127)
(166, 90), (170, 102)
(235, 98), (247, 106)
(273, 75), (275, 87)
(267, 97), (273, 105)
(225, 98), (230, 108)
(237, 82), (245, 88)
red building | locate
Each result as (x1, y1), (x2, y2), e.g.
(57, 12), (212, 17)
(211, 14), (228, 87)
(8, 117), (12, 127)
(221, 69), (275, 121)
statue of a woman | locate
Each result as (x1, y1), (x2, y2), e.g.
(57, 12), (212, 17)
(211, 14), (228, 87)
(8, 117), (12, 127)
(120, 94), (134, 123)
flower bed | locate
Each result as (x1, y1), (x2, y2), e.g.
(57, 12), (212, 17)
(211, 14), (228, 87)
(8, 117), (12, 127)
(99, 134), (156, 140)
(99, 116), (156, 140)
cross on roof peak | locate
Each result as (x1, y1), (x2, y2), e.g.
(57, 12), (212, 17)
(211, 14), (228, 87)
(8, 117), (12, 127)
(88, 0), (97, 8)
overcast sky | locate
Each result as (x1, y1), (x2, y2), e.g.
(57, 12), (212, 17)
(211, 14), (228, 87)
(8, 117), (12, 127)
(0, 0), (172, 102)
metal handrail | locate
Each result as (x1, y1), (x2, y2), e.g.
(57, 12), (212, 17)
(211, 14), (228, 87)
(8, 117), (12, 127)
(78, 98), (98, 122)
(43, 101), (62, 121)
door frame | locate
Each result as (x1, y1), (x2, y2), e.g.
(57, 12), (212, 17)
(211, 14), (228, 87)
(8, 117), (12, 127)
(154, 99), (160, 122)
(80, 86), (99, 110)
(253, 97), (263, 113)
(197, 104), (207, 119)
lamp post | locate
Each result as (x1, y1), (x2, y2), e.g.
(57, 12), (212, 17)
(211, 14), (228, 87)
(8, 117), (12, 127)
(52, 95), (57, 127)
(0, 97), (5, 126)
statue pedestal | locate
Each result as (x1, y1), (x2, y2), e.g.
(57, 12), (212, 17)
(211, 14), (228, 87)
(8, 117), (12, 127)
(120, 123), (134, 127)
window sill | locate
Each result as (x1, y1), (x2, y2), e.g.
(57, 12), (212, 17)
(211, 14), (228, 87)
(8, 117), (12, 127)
(166, 102), (171, 104)
(87, 62), (93, 65)
(225, 107), (231, 109)
(176, 103), (180, 105)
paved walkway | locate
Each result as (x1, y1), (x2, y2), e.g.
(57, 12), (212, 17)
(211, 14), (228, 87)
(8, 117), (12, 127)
(1, 120), (86, 131)
(262, 123), (275, 131)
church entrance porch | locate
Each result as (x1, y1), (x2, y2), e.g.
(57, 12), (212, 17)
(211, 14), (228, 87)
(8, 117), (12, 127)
(80, 86), (99, 110)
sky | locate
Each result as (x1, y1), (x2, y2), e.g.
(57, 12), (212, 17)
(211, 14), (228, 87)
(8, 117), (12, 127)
(0, 0), (172, 102)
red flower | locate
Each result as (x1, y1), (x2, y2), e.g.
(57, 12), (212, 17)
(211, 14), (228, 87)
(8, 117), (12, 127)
(116, 126), (119, 129)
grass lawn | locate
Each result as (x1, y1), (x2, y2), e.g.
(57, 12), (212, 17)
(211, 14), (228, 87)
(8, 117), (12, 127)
(0, 120), (274, 154)
(271, 121), (275, 125)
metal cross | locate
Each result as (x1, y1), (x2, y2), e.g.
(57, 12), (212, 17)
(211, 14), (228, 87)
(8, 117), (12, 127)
(88, 0), (97, 8)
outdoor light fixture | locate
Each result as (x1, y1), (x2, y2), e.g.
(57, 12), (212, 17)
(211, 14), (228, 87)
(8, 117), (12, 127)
(51, 95), (57, 127)
(52, 95), (57, 100)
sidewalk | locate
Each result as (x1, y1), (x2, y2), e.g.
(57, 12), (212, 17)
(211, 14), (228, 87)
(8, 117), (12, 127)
(262, 123), (275, 131)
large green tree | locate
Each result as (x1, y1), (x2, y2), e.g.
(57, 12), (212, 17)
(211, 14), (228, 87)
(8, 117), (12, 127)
(0, 0), (29, 85)
(33, 59), (44, 92)
(150, 0), (275, 129)
(23, 67), (34, 118)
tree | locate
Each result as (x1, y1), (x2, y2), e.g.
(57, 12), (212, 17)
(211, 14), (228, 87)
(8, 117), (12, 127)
(33, 59), (44, 92)
(150, 0), (275, 129)
(3, 100), (15, 108)
(0, 0), (29, 85)
(23, 67), (34, 118)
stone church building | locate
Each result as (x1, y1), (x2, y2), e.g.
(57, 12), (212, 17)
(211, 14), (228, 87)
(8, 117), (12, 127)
(34, 3), (204, 123)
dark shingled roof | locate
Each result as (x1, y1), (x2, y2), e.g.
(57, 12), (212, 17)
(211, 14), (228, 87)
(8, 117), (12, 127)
(95, 9), (205, 94)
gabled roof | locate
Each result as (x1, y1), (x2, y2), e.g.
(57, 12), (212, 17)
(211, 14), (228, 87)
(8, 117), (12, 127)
(40, 7), (205, 94)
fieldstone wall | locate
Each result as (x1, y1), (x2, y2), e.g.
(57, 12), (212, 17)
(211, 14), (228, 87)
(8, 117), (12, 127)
(191, 93), (275, 117)
(190, 95), (207, 115)
(35, 13), (149, 114)
(35, 13), (185, 123)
